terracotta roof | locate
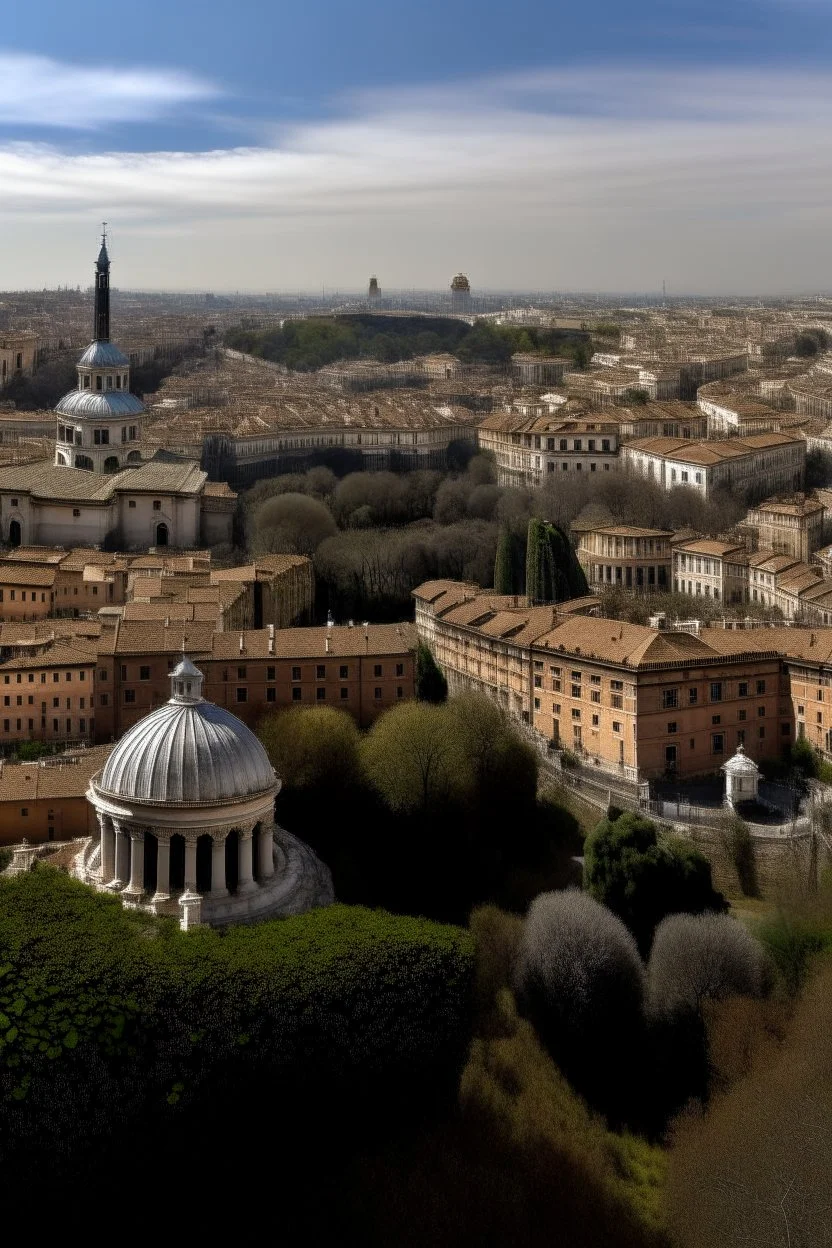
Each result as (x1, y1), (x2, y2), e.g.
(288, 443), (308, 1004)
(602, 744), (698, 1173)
(0, 563), (56, 587)
(0, 642), (96, 671)
(211, 622), (417, 660)
(532, 615), (766, 669)
(0, 745), (113, 803)
(675, 539), (747, 558)
(624, 431), (802, 466)
(585, 525), (674, 539)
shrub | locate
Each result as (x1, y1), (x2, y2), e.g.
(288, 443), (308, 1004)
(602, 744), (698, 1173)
(0, 871), (473, 1185)
(584, 812), (726, 954)
(514, 890), (644, 1117)
(647, 913), (768, 1022)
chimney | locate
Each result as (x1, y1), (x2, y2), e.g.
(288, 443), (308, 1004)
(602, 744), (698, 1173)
(268, 623), (274, 655)
(325, 635), (330, 653)
(239, 633), (244, 654)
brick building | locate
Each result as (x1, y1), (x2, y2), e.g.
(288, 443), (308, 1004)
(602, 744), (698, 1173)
(0, 744), (111, 846)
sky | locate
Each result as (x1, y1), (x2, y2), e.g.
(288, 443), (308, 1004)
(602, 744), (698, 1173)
(1, 0), (831, 294)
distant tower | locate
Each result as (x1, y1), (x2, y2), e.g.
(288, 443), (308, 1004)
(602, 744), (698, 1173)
(451, 272), (472, 313)
(368, 275), (381, 302)
(95, 224), (111, 342)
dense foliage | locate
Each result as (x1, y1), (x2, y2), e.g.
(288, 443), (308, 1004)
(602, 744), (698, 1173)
(0, 870), (472, 1190)
(525, 517), (588, 604)
(584, 813), (726, 954)
(225, 314), (591, 372)
(258, 695), (582, 922)
(647, 913), (768, 1021)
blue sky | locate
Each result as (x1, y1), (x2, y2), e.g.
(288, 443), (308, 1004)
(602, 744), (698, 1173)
(1, 0), (831, 292)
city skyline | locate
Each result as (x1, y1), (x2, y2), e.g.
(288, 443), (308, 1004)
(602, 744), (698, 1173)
(1, 0), (832, 293)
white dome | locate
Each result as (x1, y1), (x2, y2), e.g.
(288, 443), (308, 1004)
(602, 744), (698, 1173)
(78, 341), (130, 368)
(722, 744), (760, 775)
(96, 660), (277, 805)
(55, 390), (144, 418)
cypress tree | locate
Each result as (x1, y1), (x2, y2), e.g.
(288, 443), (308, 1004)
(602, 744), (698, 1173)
(415, 642), (448, 704)
(493, 522), (514, 594)
(525, 519), (589, 604)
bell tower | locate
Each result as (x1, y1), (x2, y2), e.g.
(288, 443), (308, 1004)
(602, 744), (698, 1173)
(94, 223), (111, 343)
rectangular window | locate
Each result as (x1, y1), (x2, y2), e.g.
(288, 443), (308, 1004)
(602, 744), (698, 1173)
(612, 721), (622, 733)
(712, 714), (721, 725)
(712, 733), (725, 754)
(667, 722), (677, 734)
(292, 687), (302, 701)
(395, 663), (404, 677)
(267, 666), (276, 681)
(590, 674), (602, 686)
(153, 500), (161, 511)
(738, 709), (747, 722)
(665, 745), (677, 765)
(374, 687), (382, 700)
(340, 687), (349, 700)
(590, 690), (601, 704)
(291, 666), (301, 681)
(591, 713), (599, 726)
(316, 687), (326, 701)
(339, 665), (349, 679)
(710, 682), (722, 702)
(397, 686), (404, 699)
(756, 679), (766, 695)
(688, 688), (698, 705)
(758, 726), (766, 739)
(100, 693), (109, 706)
(663, 689), (678, 709)
(236, 688), (247, 703)
(571, 684), (581, 699)
(139, 665), (150, 681)
(124, 690), (136, 704)
(266, 688), (276, 702)
(534, 675), (542, 689)
(610, 694), (623, 709)
(373, 664), (382, 678)
(316, 665), (326, 680)
(738, 681), (748, 697)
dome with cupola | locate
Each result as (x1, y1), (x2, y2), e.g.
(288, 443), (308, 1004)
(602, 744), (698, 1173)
(95, 657), (278, 806)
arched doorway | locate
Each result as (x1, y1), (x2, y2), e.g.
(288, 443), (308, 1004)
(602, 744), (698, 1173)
(156, 523), (169, 547)
(75, 454), (94, 470)
(104, 456), (120, 473)
(8, 520), (21, 548)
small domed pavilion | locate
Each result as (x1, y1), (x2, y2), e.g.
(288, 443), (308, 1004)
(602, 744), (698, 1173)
(77, 657), (332, 927)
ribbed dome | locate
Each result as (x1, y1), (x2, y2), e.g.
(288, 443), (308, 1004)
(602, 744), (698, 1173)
(97, 698), (277, 805)
(55, 390), (144, 418)
(78, 341), (130, 368)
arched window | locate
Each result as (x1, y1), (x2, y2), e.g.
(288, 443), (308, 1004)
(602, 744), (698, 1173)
(156, 522), (169, 547)
(75, 454), (94, 470)
(104, 456), (120, 473)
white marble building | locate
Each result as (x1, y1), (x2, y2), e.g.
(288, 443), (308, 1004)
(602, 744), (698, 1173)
(76, 657), (333, 928)
(0, 234), (234, 551)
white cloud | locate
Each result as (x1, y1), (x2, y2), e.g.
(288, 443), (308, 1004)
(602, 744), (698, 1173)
(0, 51), (217, 129)
(0, 65), (831, 292)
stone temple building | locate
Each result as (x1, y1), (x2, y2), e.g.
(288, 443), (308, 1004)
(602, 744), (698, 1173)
(0, 232), (234, 550)
(75, 657), (333, 928)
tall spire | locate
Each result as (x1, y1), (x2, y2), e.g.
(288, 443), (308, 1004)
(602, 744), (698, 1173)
(94, 222), (110, 342)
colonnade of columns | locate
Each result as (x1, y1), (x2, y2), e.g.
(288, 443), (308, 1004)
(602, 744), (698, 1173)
(97, 814), (276, 902)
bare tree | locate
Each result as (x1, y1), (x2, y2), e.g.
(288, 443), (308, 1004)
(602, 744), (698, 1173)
(648, 913), (768, 1021)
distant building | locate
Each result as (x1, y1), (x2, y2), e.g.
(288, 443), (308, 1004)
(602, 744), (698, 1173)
(368, 276), (381, 301)
(577, 525), (676, 594)
(672, 538), (750, 605)
(0, 333), (38, 388)
(511, 354), (569, 386)
(450, 273), (472, 314)
(621, 432), (805, 500)
(744, 497), (825, 562)
(0, 234), (235, 551)
(478, 409), (619, 487)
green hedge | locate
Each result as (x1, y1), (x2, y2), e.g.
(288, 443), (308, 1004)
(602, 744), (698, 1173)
(0, 870), (473, 1175)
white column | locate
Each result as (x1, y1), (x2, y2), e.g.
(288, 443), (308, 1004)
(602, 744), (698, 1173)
(184, 835), (198, 891)
(112, 823), (129, 889)
(154, 835), (170, 900)
(211, 834), (228, 897)
(238, 829), (255, 892)
(258, 824), (275, 879)
(126, 829), (145, 895)
(99, 814), (115, 884)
